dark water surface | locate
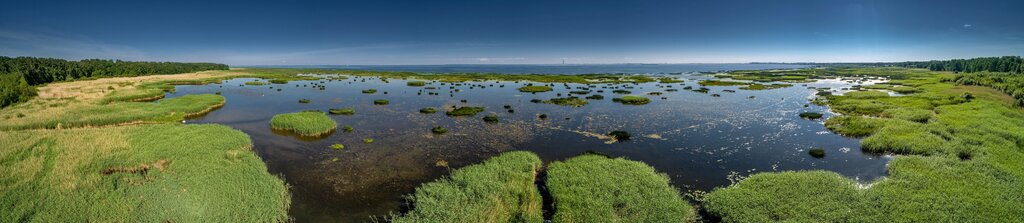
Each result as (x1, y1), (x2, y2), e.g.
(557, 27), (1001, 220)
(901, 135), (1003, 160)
(246, 63), (811, 75)
(169, 65), (889, 222)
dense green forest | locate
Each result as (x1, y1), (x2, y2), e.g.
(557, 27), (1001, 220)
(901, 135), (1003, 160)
(0, 56), (229, 108)
(898, 56), (1024, 73)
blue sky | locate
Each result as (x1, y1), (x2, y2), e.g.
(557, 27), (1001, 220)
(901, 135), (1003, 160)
(1, 0), (1022, 65)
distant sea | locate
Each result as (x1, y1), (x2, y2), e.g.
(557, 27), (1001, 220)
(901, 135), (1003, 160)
(244, 63), (813, 75)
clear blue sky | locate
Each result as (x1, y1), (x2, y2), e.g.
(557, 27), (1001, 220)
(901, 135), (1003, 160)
(1, 0), (1022, 65)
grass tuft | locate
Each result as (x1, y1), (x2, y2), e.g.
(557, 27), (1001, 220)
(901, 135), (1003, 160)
(269, 111), (337, 137)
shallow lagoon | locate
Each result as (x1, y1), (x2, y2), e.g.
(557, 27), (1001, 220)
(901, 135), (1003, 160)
(170, 72), (889, 222)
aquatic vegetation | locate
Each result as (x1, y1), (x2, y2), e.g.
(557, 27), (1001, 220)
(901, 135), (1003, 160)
(569, 90), (591, 94)
(0, 94), (226, 130)
(538, 114), (548, 119)
(331, 143), (345, 150)
(798, 112), (823, 119)
(269, 111), (337, 137)
(517, 85), (553, 92)
(431, 126), (448, 134)
(585, 94), (604, 100)
(329, 107), (356, 115)
(0, 124), (290, 222)
(541, 97), (588, 107)
(245, 81), (268, 86)
(363, 138), (374, 144)
(739, 83), (793, 90)
(808, 148), (826, 158)
(299, 98), (311, 103)
(342, 125), (353, 132)
(699, 80), (748, 86)
(419, 107), (437, 114)
(445, 106), (485, 116)
(547, 155), (695, 222)
(482, 115), (499, 123)
(612, 95), (651, 105)
(268, 79), (289, 84)
(362, 89), (377, 94)
(391, 151), (542, 222)
(706, 68), (1024, 222)
(607, 130), (631, 141)
(373, 99), (389, 105)
(658, 77), (685, 83)
(612, 89), (632, 94)
(407, 80), (427, 86)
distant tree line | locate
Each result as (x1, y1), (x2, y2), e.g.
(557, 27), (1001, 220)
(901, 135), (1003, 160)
(0, 56), (229, 108)
(895, 56), (1024, 74)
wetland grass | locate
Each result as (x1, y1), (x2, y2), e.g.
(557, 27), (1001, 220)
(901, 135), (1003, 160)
(445, 106), (485, 116)
(482, 115), (499, 123)
(331, 143), (345, 150)
(0, 94), (226, 130)
(798, 112), (823, 119)
(392, 151), (543, 223)
(541, 97), (588, 107)
(407, 80), (427, 86)
(373, 99), (390, 105)
(419, 107), (437, 114)
(431, 126), (448, 134)
(328, 107), (356, 115)
(0, 124), (290, 222)
(808, 148), (826, 158)
(612, 95), (651, 105)
(547, 155), (695, 222)
(517, 85), (553, 93)
(269, 111), (337, 137)
(362, 89), (378, 94)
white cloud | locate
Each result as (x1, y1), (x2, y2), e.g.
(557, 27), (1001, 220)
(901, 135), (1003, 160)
(963, 24), (972, 28)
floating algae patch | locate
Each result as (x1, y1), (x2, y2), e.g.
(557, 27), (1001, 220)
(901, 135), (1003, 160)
(270, 111), (337, 138)
(546, 155), (695, 222)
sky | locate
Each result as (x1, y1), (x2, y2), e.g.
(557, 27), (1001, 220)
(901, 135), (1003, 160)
(1, 0), (1023, 65)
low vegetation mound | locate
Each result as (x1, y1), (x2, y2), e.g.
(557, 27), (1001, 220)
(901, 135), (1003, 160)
(517, 85), (553, 93)
(1, 94), (225, 130)
(699, 80), (748, 86)
(0, 124), (290, 222)
(612, 95), (651, 105)
(269, 111), (337, 137)
(547, 155), (696, 222)
(392, 151), (543, 222)
(328, 108), (355, 115)
(407, 80), (427, 86)
(446, 106), (485, 116)
(539, 97), (588, 107)
(739, 83), (792, 90)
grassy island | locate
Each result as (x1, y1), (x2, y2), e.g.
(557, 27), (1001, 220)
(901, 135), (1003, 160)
(269, 111), (337, 137)
(612, 95), (651, 105)
(517, 85), (553, 93)
(446, 106), (485, 116)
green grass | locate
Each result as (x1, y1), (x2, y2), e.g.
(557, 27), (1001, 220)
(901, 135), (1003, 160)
(517, 85), (553, 93)
(699, 80), (749, 86)
(328, 107), (355, 115)
(612, 95), (651, 105)
(540, 97), (588, 107)
(658, 77), (685, 83)
(446, 106), (485, 116)
(331, 143), (345, 150)
(407, 80), (427, 86)
(0, 94), (225, 130)
(419, 107), (437, 114)
(431, 126), (447, 134)
(705, 67), (1024, 222)
(482, 115), (499, 123)
(739, 83), (793, 90)
(546, 154), (695, 222)
(362, 89), (377, 94)
(244, 81), (268, 86)
(392, 151), (543, 222)
(0, 124), (290, 222)
(373, 99), (389, 105)
(269, 111), (337, 137)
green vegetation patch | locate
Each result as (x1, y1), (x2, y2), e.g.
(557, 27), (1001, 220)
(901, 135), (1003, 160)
(547, 155), (695, 222)
(392, 151), (543, 222)
(540, 97), (588, 107)
(739, 83), (793, 90)
(704, 171), (863, 222)
(482, 115), (499, 123)
(658, 77), (685, 83)
(419, 107), (437, 114)
(431, 126), (447, 134)
(0, 124), (290, 222)
(244, 81), (268, 86)
(407, 80), (427, 86)
(328, 107), (355, 115)
(0, 94), (225, 130)
(269, 111), (337, 137)
(362, 89), (378, 94)
(699, 80), (748, 86)
(798, 112), (823, 119)
(517, 85), (553, 92)
(373, 99), (389, 105)
(446, 106), (485, 116)
(612, 95), (651, 105)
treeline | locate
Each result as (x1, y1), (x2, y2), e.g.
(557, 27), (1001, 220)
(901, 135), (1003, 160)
(896, 56), (1024, 73)
(1, 56), (229, 108)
